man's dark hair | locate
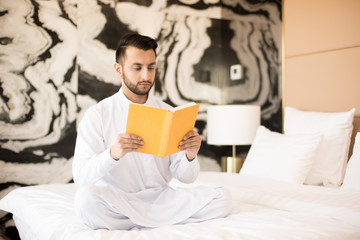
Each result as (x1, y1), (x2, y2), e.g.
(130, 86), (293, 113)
(115, 33), (158, 63)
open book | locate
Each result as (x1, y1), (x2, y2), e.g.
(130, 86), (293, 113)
(126, 102), (199, 157)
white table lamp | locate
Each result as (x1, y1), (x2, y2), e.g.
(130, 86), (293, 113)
(207, 105), (260, 172)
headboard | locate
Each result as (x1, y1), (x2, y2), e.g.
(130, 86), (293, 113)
(283, 0), (360, 157)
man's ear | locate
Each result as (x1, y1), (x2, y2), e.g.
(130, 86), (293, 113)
(114, 63), (122, 77)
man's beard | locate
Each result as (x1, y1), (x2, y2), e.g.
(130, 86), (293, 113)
(122, 71), (154, 96)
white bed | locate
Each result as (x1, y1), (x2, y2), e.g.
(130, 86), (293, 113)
(1, 172), (360, 240)
(1, 106), (360, 240)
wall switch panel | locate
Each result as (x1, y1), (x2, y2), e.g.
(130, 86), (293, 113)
(230, 64), (242, 80)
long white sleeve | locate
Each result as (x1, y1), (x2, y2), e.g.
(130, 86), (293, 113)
(72, 107), (118, 186)
(169, 152), (200, 184)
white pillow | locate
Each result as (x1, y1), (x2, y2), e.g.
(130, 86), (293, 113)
(240, 126), (322, 184)
(342, 132), (360, 191)
(284, 107), (355, 187)
(0, 184), (81, 239)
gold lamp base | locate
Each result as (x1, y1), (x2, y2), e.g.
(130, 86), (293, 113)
(221, 157), (245, 173)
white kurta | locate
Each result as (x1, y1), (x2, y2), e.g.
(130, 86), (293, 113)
(72, 88), (231, 230)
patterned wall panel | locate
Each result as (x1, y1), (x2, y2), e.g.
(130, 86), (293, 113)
(0, 0), (281, 237)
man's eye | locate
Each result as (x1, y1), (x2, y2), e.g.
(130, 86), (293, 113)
(133, 67), (141, 71)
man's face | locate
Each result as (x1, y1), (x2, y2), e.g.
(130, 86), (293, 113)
(115, 46), (156, 97)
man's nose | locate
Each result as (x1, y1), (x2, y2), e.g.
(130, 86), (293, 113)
(141, 69), (151, 80)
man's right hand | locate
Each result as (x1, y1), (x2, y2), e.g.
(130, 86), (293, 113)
(110, 133), (143, 160)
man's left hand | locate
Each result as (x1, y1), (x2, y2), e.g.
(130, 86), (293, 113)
(178, 130), (201, 161)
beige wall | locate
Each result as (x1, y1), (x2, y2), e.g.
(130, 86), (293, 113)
(283, 0), (360, 153)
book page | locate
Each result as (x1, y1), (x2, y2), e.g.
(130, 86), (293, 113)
(171, 102), (197, 112)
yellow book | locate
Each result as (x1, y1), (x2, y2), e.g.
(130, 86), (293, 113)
(126, 102), (199, 157)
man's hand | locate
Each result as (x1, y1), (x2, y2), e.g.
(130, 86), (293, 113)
(178, 130), (201, 161)
(110, 133), (143, 160)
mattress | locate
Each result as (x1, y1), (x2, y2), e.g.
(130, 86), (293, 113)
(1, 172), (360, 240)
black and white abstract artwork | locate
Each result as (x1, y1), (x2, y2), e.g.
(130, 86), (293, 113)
(0, 0), (281, 238)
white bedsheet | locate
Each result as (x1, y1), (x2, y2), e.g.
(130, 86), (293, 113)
(1, 172), (360, 240)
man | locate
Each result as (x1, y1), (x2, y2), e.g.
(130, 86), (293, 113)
(73, 33), (232, 230)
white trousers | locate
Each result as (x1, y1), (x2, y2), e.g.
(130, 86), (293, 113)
(74, 185), (232, 230)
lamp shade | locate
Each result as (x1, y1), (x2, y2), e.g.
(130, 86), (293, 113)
(207, 105), (260, 145)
